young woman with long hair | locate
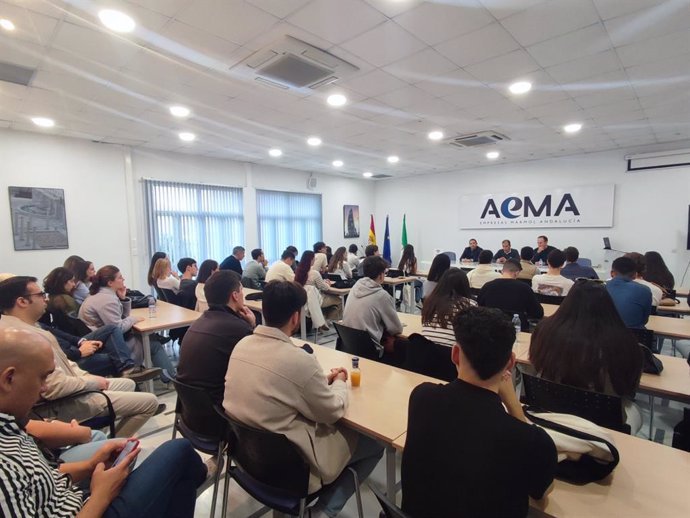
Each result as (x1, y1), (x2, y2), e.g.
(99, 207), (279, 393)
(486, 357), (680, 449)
(295, 250), (343, 321)
(195, 259), (219, 312)
(70, 259), (95, 304)
(423, 253), (451, 299)
(147, 251), (167, 287)
(421, 268), (474, 346)
(153, 257), (180, 294)
(327, 246), (352, 279)
(643, 251), (675, 293)
(398, 244), (422, 303)
(44, 267), (79, 316)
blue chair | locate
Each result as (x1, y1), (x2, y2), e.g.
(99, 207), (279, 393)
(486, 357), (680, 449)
(441, 251), (457, 262)
(577, 258), (593, 267)
(32, 390), (117, 437)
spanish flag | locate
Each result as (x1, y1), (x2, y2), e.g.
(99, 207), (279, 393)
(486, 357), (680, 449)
(368, 214), (376, 245)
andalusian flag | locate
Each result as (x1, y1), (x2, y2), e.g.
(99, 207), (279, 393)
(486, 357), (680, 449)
(401, 214), (408, 247)
(383, 215), (392, 264)
(368, 214), (376, 245)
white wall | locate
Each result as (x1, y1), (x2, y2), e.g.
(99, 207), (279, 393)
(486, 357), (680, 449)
(374, 149), (690, 283)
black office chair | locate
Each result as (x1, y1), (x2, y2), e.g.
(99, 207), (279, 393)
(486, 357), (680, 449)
(535, 293), (566, 305)
(31, 390), (117, 437)
(628, 327), (656, 353)
(333, 322), (381, 361)
(402, 334), (456, 382)
(470, 287), (481, 299)
(369, 483), (411, 518)
(215, 410), (363, 518)
(170, 380), (227, 518)
(45, 308), (93, 337)
(521, 372), (630, 434)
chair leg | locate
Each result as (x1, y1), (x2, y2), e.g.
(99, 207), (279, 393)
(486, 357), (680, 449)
(296, 498), (306, 518)
(221, 454), (231, 518)
(347, 467), (364, 518)
(672, 339), (677, 356)
(210, 442), (224, 518)
(648, 395), (655, 441)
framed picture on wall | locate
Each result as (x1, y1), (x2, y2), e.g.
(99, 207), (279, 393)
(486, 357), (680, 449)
(343, 204), (360, 238)
(8, 186), (69, 250)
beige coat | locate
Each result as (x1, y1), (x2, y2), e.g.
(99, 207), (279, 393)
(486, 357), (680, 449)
(224, 325), (357, 492)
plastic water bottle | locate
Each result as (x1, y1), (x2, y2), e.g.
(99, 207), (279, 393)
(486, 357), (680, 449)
(148, 297), (157, 318)
(512, 314), (521, 343)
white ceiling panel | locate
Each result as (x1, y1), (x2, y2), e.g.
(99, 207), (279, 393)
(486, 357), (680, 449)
(0, 3), (60, 46)
(362, 0), (422, 18)
(245, 0), (312, 20)
(51, 21), (141, 69)
(341, 69), (409, 99)
(464, 49), (541, 85)
(339, 20), (426, 67)
(526, 23), (612, 69)
(593, 0), (669, 21)
(434, 22), (520, 69)
(546, 50), (621, 84)
(478, 0), (547, 20)
(383, 48), (458, 84)
(615, 29), (690, 68)
(0, 38), (46, 69)
(604, 1), (690, 47)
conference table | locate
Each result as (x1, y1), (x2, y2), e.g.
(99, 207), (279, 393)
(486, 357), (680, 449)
(656, 299), (690, 315)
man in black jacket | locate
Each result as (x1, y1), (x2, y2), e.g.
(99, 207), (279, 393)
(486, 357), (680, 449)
(219, 246), (245, 275)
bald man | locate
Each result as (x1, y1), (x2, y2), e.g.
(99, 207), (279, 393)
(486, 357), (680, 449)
(0, 327), (207, 517)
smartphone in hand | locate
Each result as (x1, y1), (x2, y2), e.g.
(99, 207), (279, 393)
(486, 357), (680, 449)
(112, 439), (139, 468)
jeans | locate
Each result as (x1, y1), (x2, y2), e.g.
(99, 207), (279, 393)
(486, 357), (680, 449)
(58, 430), (109, 463)
(79, 325), (135, 375)
(103, 439), (206, 518)
(315, 434), (384, 517)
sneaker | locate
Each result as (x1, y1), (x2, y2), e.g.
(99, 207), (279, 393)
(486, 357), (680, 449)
(154, 403), (167, 416)
(159, 369), (175, 384)
(121, 366), (162, 383)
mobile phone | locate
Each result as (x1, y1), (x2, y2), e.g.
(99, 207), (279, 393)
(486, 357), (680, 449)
(112, 439), (139, 467)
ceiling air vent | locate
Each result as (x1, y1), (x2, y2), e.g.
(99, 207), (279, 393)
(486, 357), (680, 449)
(0, 61), (35, 87)
(449, 131), (510, 148)
(371, 174), (392, 179)
(236, 35), (359, 91)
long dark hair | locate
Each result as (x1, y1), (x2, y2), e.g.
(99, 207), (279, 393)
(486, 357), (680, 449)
(43, 267), (75, 296)
(427, 254), (451, 282)
(147, 251), (167, 286)
(294, 251), (315, 286)
(422, 268), (472, 328)
(90, 265), (120, 296)
(73, 259), (93, 283)
(328, 247), (347, 273)
(197, 259), (219, 284)
(530, 280), (642, 396)
(643, 251), (674, 291)
(398, 244), (417, 273)
(63, 255), (85, 273)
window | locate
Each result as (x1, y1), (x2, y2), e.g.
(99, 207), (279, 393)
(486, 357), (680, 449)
(143, 179), (243, 266)
(256, 190), (322, 262)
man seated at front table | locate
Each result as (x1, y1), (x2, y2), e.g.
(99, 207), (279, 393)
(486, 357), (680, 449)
(493, 239), (519, 263)
(242, 248), (268, 289)
(343, 256), (406, 364)
(460, 238), (482, 262)
(219, 245), (245, 275)
(401, 307), (557, 518)
(606, 256), (652, 329)
(465, 250), (501, 289)
(478, 259), (543, 331)
(177, 270), (255, 407)
(532, 235), (556, 265)
(265, 249), (296, 282)
(223, 281), (384, 518)
(560, 247), (598, 281)
(0, 327), (208, 518)
(531, 249), (574, 297)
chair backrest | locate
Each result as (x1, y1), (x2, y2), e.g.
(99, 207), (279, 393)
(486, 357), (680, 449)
(160, 288), (182, 306)
(521, 373), (630, 433)
(50, 310), (92, 337)
(221, 412), (310, 497)
(516, 277), (532, 286)
(369, 483), (412, 518)
(535, 293), (566, 305)
(153, 285), (168, 301)
(241, 276), (259, 289)
(470, 287), (481, 299)
(333, 322), (380, 361)
(403, 333), (456, 381)
(628, 327), (655, 351)
(441, 251), (456, 262)
(171, 379), (227, 440)
(577, 258), (593, 267)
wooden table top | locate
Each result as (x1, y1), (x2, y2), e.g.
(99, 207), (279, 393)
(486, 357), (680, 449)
(392, 429), (690, 518)
(656, 299), (690, 314)
(384, 276), (417, 286)
(131, 301), (201, 333)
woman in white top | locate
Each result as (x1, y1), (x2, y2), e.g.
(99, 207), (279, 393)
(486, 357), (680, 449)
(421, 268), (475, 346)
(327, 246), (352, 279)
(153, 257), (180, 294)
(194, 259), (218, 312)
(295, 251), (343, 321)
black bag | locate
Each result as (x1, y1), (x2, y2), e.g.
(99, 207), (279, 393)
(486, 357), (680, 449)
(672, 408), (690, 452)
(640, 344), (664, 374)
(126, 289), (155, 309)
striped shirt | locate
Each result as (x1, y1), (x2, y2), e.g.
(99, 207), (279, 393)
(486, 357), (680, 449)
(0, 413), (83, 518)
(421, 298), (476, 347)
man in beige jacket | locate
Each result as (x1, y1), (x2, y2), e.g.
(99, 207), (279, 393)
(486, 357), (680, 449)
(0, 276), (159, 437)
(224, 281), (383, 518)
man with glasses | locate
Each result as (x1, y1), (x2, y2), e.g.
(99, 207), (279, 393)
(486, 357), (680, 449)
(0, 276), (160, 437)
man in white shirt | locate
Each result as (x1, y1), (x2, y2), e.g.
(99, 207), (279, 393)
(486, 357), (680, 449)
(347, 244), (360, 272)
(466, 250), (501, 289)
(625, 252), (662, 306)
(265, 250), (296, 283)
(313, 241), (329, 273)
(531, 249), (574, 296)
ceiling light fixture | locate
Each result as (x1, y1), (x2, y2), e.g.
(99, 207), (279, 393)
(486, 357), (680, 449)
(98, 9), (135, 33)
(332, 160), (343, 167)
(0, 19), (15, 31)
(486, 151), (500, 160)
(428, 130), (444, 141)
(31, 117), (55, 128)
(169, 105), (191, 118)
(387, 155), (399, 164)
(307, 136), (322, 147)
(563, 123), (583, 134)
(178, 132), (196, 142)
(327, 94), (347, 107)
(269, 148), (282, 157)
(508, 81), (532, 95)
(362, 171), (373, 178)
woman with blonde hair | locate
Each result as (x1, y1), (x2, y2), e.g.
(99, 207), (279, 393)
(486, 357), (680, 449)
(153, 257), (180, 294)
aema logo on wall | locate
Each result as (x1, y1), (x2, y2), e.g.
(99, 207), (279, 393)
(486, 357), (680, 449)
(460, 185), (615, 229)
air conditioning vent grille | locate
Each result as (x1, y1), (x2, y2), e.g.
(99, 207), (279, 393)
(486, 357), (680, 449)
(371, 174), (392, 179)
(449, 131), (509, 148)
(0, 61), (35, 87)
(259, 53), (333, 88)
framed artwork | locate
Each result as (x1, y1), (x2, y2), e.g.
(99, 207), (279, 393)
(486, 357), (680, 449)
(8, 186), (69, 250)
(343, 204), (360, 238)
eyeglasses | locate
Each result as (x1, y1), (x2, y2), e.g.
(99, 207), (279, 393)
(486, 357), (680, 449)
(22, 291), (48, 299)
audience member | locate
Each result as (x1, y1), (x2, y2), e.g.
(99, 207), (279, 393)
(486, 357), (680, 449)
(625, 252), (662, 306)
(224, 281), (384, 518)
(402, 307), (557, 518)
(178, 271), (255, 408)
(266, 250), (296, 282)
(194, 259), (218, 312)
(242, 248), (268, 289)
(328, 246), (352, 279)
(517, 247), (540, 280)
(286, 245), (299, 270)
(423, 253), (451, 299)
(643, 250), (675, 294)
(466, 250), (501, 289)
(313, 241), (329, 273)
(295, 251), (342, 321)
(460, 238), (482, 262)
(493, 239), (519, 263)
(146, 251), (167, 287)
(531, 249), (574, 296)
(532, 235), (556, 265)
(361, 244), (380, 263)
(68, 259), (95, 304)
(560, 247), (598, 280)
(325, 245), (333, 264)
(478, 260), (543, 331)
(421, 268), (474, 347)
(176, 257), (198, 309)
(398, 244), (422, 303)
(347, 244), (360, 271)
(219, 245), (245, 275)
(0, 277), (160, 436)
(606, 257), (652, 329)
(44, 266), (81, 317)
(153, 257), (180, 294)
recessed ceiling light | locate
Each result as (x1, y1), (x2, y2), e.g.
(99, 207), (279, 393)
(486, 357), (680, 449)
(509, 81), (532, 95)
(269, 148), (282, 157)
(0, 19), (15, 31)
(307, 136), (322, 147)
(332, 160), (343, 167)
(98, 9), (135, 33)
(31, 117), (55, 128)
(169, 105), (191, 118)
(486, 151), (500, 160)
(387, 155), (399, 164)
(327, 94), (347, 107)
(362, 171), (373, 178)
(428, 130), (444, 141)
(178, 132), (196, 142)
(563, 123), (583, 134)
